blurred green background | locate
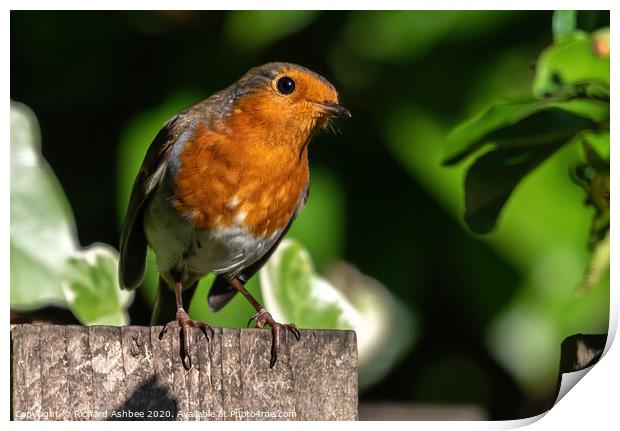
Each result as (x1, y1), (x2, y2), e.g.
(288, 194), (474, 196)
(10, 10), (609, 419)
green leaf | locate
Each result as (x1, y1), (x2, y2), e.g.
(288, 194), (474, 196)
(260, 239), (353, 329)
(345, 11), (515, 62)
(552, 11), (577, 43)
(324, 262), (415, 388)
(581, 130), (610, 164)
(443, 98), (608, 165)
(61, 244), (134, 326)
(260, 239), (415, 388)
(464, 142), (566, 234)
(533, 31), (610, 98)
(10, 102), (78, 309)
(225, 11), (319, 52)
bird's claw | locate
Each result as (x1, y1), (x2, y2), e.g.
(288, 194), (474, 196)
(158, 308), (214, 370)
(248, 309), (301, 368)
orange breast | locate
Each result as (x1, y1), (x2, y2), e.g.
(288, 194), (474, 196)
(173, 120), (309, 238)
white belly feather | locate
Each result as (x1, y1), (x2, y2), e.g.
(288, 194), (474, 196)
(143, 187), (280, 285)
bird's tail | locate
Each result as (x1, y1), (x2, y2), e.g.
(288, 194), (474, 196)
(207, 275), (239, 312)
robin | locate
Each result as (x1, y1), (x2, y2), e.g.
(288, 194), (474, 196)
(119, 62), (350, 369)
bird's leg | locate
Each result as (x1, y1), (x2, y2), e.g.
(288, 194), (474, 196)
(159, 281), (214, 370)
(227, 277), (301, 368)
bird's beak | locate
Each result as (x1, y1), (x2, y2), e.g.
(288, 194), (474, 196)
(319, 101), (352, 118)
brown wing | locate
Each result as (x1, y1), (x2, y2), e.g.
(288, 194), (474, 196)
(118, 115), (180, 290)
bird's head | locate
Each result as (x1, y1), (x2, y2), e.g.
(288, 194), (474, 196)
(226, 62), (350, 144)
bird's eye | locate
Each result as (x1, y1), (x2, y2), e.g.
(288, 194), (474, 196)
(276, 76), (296, 95)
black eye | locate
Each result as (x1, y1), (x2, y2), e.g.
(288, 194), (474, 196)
(276, 76), (295, 95)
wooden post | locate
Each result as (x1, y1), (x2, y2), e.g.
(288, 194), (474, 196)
(10, 324), (358, 421)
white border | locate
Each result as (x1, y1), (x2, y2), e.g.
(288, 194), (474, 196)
(3, 2), (616, 429)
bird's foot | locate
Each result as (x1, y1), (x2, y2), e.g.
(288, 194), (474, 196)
(159, 307), (214, 370)
(248, 308), (301, 368)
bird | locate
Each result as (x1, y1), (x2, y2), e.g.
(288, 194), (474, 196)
(119, 62), (350, 369)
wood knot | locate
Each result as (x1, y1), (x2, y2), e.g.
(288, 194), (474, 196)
(130, 332), (144, 356)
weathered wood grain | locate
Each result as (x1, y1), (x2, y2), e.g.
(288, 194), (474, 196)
(11, 325), (358, 421)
